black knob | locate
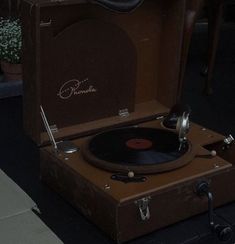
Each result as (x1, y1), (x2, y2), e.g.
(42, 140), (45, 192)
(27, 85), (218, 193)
(214, 224), (233, 242)
(196, 181), (209, 196)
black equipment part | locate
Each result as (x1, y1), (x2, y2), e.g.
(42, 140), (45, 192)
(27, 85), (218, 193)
(196, 181), (233, 242)
(91, 0), (144, 12)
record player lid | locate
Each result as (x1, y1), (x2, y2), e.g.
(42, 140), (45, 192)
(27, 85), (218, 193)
(22, 0), (186, 145)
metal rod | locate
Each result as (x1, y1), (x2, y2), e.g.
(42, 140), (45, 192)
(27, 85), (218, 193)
(207, 191), (215, 228)
(40, 105), (58, 150)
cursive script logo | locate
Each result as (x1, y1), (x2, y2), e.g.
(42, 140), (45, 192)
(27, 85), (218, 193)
(57, 78), (97, 100)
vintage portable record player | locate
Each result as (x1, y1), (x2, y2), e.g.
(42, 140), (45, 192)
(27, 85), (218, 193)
(21, 0), (235, 243)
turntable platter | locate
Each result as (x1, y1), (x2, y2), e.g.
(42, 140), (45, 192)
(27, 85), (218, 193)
(82, 127), (195, 174)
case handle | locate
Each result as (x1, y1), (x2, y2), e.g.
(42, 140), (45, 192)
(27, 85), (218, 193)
(196, 181), (233, 242)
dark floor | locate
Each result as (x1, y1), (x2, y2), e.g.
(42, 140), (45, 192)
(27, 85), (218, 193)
(0, 23), (235, 244)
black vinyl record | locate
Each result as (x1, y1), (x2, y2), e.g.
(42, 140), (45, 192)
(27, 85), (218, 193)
(87, 127), (189, 166)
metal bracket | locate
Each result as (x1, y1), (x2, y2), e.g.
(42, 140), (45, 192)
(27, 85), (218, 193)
(119, 108), (129, 118)
(40, 20), (52, 27)
(135, 196), (151, 221)
(177, 111), (190, 151)
(111, 173), (146, 183)
(50, 124), (58, 134)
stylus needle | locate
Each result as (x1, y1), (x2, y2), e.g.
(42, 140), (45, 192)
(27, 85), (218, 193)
(178, 139), (184, 151)
(178, 143), (182, 151)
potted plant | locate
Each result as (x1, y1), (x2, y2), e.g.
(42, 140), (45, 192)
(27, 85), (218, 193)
(0, 18), (22, 81)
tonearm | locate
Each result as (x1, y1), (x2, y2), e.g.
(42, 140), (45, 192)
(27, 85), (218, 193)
(40, 105), (79, 154)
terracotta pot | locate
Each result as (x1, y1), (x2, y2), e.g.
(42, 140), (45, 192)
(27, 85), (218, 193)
(0, 61), (22, 81)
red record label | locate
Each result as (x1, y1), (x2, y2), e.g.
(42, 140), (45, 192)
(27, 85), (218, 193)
(126, 138), (153, 150)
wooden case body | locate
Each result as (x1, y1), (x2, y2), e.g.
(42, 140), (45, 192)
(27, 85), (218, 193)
(40, 120), (235, 243)
(21, 0), (235, 243)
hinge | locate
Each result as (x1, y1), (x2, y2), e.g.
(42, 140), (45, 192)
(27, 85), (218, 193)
(40, 20), (52, 27)
(155, 115), (165, 120)
(119, 108), (129, 118)
(135, 196), (151, 221)
(50, 124), (58, 134)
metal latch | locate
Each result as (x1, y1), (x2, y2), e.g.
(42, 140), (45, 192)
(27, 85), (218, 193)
(222, 134), (234, 150)
(135, 196), (151, 221)
(224, 135), (234, 146)
(119, 108), (129, 118)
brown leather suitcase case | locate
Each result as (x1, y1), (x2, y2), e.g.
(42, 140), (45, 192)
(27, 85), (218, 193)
(39, 123), (235, 243)
(21, 0), (235, 243)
